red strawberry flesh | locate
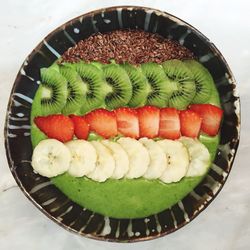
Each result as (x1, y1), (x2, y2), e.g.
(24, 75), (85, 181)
(137, 106), (160, 138)
(159, 108), (181, 139)
(115, 107), (139, 138)
(189, 104), (223, 136)
(180, 110), (202, 138)
(34, 114), (74, 142)
(85, 108), (117, 138)
(69, 115), (89, 140)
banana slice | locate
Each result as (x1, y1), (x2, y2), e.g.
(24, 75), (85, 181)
(101, 140), (129, 179)
(66, 140), (97, 177)
(32, 139), (71, 177)
(157, 139), (189, 183)
(87, 141), (115, 182)
(179, 137), (211, 177)
(139, 138), (166, 179)
(117, 137), (150, 178)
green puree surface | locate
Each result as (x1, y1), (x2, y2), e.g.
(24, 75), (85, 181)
(51, 137), (218, 218)
(32, 71), (221, 219)
(52, 175), (204, 218)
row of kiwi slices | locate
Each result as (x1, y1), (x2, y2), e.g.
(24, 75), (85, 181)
(31, 59), (215, 117)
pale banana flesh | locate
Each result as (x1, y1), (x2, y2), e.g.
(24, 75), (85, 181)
(31, 139), (71, 178)
(31, 137), (211, 182)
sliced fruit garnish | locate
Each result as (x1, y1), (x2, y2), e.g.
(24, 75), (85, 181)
(139, 138), (166, 179)
(102, 140), (129, 179)
(137, 106), (160, 138)
(69, 115), (89, 140)
(189, 104), (223, 136)
(157, 139), (189, 183)
(87, 141), (115, 182)
(184, 60), (213, 104)
(66, 140), (97, 177)
(179, 137), (210, 177)
(31, 139), (71, 177)
(115, 107), (139, 139)
(85, 108), (118, 138)
(158, 107), (181, 139)
(140, 62), (170, 107)
(162, 59), (196, 110)
(180, 110), (202, 138)
(117, 137), (150, 178)
(34, 114), (74, 142)
(102, 63), (133, 110)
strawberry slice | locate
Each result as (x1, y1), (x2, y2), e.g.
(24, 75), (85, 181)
(69, 115), (89, 140)
(189, 104), (223, 136)
(115, 107), (139, 138)
(34, 114), (74, 142)
(137, 106), (160, 138)
(159, 108), (181, 139)
(85, 108), (117, 138)
(180, 110), (202, 138)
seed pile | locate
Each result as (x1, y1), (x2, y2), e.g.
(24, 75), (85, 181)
(62, 30), (194, 64)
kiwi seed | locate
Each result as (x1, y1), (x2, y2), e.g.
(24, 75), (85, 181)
(162, 59), (196, 110)
(184, 60), (212, 104)
(102, 63), (133, 110)
(59, 65), (85, 115)
(121, 63), (149, 107)
(140, 62), (171, 108)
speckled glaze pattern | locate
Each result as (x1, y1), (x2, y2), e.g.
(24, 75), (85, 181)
(4, 6), (240, 242)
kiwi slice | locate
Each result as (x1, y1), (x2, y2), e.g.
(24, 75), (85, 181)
(140, 62), (172, 107)
(72, 62), (106, 114)
(162, 59), (196, 110)
(102, 64), (132, 110)
(121, 63), (149, 107)
(31, 67), (67, 117)
(184, 60), (212, 104)
(59, 65), (85, 115)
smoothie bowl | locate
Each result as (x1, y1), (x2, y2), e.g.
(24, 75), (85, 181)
(4, 6), (240, 242)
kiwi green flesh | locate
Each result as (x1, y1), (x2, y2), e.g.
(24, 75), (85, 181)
(102, 64), (133, 110)
(59, 66), (85, 115)
(73, 63), (106, 114)
(184, 60), (213, 104)
(141, 63), (171, 107)
(121, 64), (150, 107)
(34, 68), (67, 116)
(162, 60), (196, 110)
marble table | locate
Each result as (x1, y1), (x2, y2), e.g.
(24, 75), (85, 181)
(0, 0), (249, 249)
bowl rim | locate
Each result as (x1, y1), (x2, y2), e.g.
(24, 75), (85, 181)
(4, 5), (241, 243)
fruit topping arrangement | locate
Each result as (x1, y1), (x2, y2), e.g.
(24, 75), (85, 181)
(32, 137), (210, 182)
(33, 104), (223, 142)
(30, 59), (223, 183)
(31, 59), (218, 118)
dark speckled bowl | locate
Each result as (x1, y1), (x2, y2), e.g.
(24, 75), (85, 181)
(4, 6), (240, 242)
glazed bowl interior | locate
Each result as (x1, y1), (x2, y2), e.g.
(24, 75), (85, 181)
(5, 6), (240, 242)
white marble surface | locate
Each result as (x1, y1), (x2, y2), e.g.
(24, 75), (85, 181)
(0, 0), (250, 249)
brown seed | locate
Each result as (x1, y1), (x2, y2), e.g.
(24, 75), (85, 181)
(61, 30), (194, 64)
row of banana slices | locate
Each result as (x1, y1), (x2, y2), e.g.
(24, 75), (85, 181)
(31, 137), (210, 183)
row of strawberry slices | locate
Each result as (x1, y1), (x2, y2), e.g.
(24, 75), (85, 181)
(34, 104), (223, 143)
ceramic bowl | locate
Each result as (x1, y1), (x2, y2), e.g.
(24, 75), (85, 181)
(4, 6), (240, 242)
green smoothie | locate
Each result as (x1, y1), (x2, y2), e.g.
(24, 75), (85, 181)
(31, 64), (221, 219)
(51, 135), (218, 218)
(51, 91), (220, 219)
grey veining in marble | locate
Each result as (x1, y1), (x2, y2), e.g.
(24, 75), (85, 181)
(0, 0), (250, 249)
